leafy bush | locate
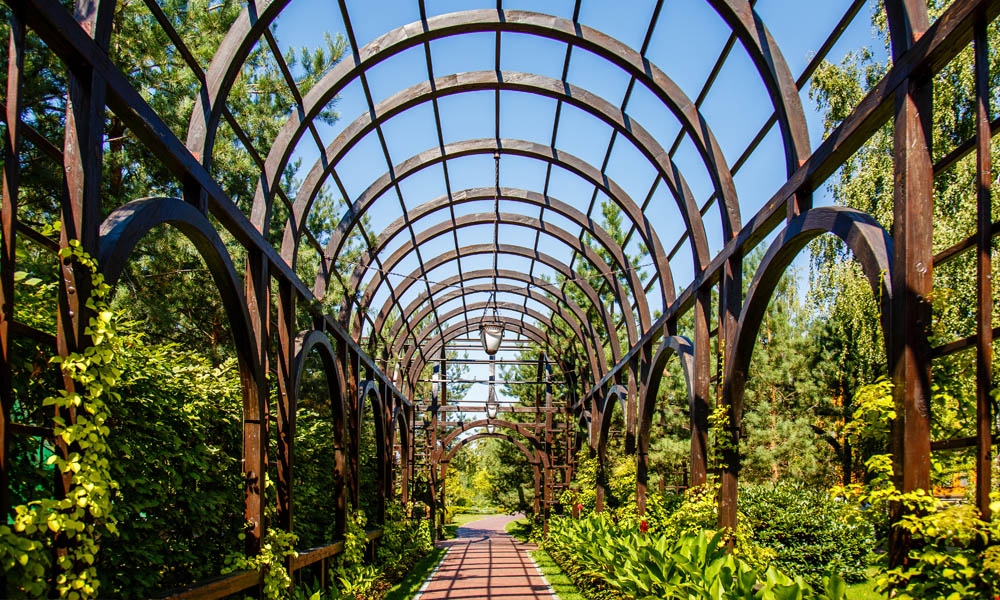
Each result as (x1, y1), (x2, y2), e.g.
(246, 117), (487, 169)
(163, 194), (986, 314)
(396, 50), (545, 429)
(376, 501), (433, 581)
(740, 481), (874, 585)
(545, 514), (847, 599)
(329, 507), (387, 599)
(98, 342), (244, 597)
(0, 250), (122, 599)
(838, 377), (1000, 598)
(654, 483), (774, 571)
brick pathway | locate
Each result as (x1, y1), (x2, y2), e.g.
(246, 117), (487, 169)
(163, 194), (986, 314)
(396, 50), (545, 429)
(417, 514), (555, 599)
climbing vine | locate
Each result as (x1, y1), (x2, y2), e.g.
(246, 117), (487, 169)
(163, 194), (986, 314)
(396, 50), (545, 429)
(223, 477), (299, 600)
(0, 239), (120, 599)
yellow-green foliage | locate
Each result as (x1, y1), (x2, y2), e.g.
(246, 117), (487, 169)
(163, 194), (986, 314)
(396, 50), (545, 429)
(545, 515), (846, 600)
(838, 378), (1000, 598)
(0, 243), (120, 599)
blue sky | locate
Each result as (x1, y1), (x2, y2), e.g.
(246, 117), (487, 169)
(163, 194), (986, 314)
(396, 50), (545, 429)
(260, 0), (889, 407)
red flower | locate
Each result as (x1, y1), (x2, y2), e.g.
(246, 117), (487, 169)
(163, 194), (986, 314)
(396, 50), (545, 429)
(639, 519), (649, 534)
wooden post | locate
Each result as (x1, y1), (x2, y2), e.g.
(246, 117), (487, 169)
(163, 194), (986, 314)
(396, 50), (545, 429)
(973, 15), (993, 522)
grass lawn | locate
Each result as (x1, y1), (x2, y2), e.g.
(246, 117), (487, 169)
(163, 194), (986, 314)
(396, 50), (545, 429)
(443, 512), (497, 539)
(846, 578), (883, 600)
(530, 548), (586, 600)
(383, 547), (447, 600)
(505, 517), (532, 542)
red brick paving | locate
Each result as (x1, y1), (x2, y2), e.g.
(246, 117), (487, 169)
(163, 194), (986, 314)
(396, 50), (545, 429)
(417, 514), (554, 599)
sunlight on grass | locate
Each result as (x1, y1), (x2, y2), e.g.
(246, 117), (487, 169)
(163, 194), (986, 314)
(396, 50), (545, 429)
(846, 578), (884, 600)
(383, 547), (447, 600)
(530, 549), (586, 600)
(504, 517), (532, 542)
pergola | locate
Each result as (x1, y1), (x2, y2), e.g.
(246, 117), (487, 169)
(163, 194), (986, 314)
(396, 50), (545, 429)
(1, 0), (998, 595)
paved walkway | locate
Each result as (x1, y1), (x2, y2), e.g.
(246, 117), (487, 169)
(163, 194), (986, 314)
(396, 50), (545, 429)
(417, 514), (555, 599)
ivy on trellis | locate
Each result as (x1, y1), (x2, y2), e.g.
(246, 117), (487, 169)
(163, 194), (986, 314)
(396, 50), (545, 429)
(0, 239), (120, 599)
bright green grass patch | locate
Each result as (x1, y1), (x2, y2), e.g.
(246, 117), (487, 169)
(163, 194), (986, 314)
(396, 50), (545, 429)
(846, 578), (883, 600)
(383, 546), (447, 600)
(530, 548), (586, 600)
(505, 517), (532, 542)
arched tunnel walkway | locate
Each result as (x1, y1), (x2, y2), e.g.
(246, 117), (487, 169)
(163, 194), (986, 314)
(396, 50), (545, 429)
(0, 0), (994, 596)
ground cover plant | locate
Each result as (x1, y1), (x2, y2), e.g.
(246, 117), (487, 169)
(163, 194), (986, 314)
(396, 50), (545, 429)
(545, 514), (847, 600)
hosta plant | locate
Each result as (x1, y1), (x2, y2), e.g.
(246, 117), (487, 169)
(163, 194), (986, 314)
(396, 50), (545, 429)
(545, 514), (847, 600)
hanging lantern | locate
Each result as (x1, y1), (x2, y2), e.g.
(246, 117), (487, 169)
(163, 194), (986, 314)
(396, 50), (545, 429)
(485, 398), (499, 420)
(480, 321), (504, 356)
(486, 381), (499, 419)
(430, 363), (441, 402)
(486, 423), (496, 435)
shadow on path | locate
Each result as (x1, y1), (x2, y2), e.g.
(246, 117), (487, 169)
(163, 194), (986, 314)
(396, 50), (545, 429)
(418, 514), (554, 599)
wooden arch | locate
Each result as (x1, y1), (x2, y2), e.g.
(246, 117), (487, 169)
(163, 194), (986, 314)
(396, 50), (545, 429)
(284, 329), (349, 537)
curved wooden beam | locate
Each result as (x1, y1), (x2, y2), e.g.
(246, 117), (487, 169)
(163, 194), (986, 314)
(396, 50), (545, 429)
(376, 244), (624, 371)
(278, 72), (710, 274)
(286, 329), (348, 534)
(98, 196), (261, 403)
(636, 335), (694, 515)
(721, 207), (893, 507)
(387, 282), (605, 382)
(314, 138), (675, 304)
(347, 212), (647, 346)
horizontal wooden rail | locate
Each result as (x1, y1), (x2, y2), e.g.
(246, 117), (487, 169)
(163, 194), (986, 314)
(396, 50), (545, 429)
(159, 570), (263, 600)
(161, 529), (383, 600)
(290, 528), (382, 572)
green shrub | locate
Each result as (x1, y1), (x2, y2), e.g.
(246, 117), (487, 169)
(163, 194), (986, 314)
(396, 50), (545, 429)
(740, 481), (875, 585)
(329, 507), (386, 599)
(376, 501), (433, 581)
(545, 514), (847, 600)
(655, 483), (775, 571)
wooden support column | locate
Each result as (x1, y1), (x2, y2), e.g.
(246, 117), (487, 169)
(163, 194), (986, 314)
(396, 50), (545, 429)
(594, 383), (608, 513)
(427, 411), (438, 539)
(691, 287), (711, 487)
(532, 465), (541, 516)
(636, 343), (653, 515)
(243, 248), (270, 555)
(378, 379), (389, 524)
(625, 361), (638, 455)
(0, 15), (25, 538)
(438, 461), (447, 532)
(428, 353), (442, 538)
(718, 254), (742, 535)
(337, 340), (356, 509)
(54, 0), (112, 571)
(565, 356), (576, 483)
(973, 15), (993, 521)
(543, 355), (553, 526)
(400, 405), (411, 505)
(0, 19), (25, 595)
(335, 406), (347, 539)
(275, 281), (296, 535)
(888, 34), (933, 572)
